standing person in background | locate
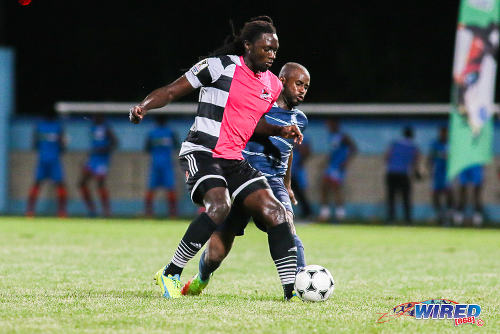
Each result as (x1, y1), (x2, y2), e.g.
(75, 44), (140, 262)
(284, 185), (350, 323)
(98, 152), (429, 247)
(78, 115), (118, 217)
(145, 115), (179, 218)
(318, 118), (357, 222)
(385, 126), (420, 224)
(26, 113), (67, 217)
(428, 126), (454, 226)
(454, 164), (485, 227)
(290, 137), (313, 219)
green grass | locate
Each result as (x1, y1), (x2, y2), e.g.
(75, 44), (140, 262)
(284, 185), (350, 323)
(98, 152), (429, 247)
(0, 217), (499, 333)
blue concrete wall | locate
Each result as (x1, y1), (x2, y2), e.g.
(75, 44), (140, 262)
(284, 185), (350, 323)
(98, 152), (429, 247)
(0, 48), (15, 213)
(11, 115), (500, 155)
(8, 114), (500, 222)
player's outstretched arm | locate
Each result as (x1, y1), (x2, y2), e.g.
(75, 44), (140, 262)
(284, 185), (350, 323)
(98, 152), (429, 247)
(254, 117), (303, 144)
(129, 75), (195, 124)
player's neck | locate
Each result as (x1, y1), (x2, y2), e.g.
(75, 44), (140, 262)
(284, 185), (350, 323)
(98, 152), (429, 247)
(276, 97), (292, 110)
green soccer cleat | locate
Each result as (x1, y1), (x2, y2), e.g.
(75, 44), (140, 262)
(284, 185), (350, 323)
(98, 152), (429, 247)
(181, 273), (209, 296)
(153, 266), (182, 299)
(285, 291), (303, 302)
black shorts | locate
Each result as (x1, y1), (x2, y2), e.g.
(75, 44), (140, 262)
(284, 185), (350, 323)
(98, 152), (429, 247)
(179, 151), (269, 205)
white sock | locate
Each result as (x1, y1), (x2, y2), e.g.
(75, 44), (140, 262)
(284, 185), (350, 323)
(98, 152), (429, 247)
(319, 206), (331, 219)
(335, 207), (346, 220)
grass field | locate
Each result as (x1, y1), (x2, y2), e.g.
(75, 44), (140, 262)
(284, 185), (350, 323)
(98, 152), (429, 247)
(0, 217), (499, 333)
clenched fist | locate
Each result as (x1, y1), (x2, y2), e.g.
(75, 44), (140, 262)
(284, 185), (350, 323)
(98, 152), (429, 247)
(129, 105), (147, 124)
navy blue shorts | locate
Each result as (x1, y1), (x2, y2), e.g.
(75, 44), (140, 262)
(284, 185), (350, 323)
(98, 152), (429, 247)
(458, 165), (483, 186)
(217, 176), (293, 236)
(149, 164), (175, 189)
(35, 158), (64, 182)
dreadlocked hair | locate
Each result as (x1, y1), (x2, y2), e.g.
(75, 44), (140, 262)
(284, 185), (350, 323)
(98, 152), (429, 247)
(208, 15), (276, 57)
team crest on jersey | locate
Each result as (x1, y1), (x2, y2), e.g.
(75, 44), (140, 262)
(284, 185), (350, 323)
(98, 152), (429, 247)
(185, 171), (190, 181)
(260, 88), (272, 102)
(191, 59), (209, 75)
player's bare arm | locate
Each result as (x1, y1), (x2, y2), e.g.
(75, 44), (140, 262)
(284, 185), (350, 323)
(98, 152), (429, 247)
(129, 75), (195, 124)
(254, 116), (303, 144)
(285, 151), (298, 205)
(342, 135), (358, 168)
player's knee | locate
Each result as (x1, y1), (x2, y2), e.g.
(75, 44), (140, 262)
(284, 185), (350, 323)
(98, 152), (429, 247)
(260, 198), (287, 228)
(205, 198), (231, 224)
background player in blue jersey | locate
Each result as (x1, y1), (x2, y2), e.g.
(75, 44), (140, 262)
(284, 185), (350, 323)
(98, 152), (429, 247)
(454, 164), (485, 227)
(318, 118), (357, 222)
(427, 126), (454, 225)
(290, 138), (313, 219)
(384, 126), (421, 224)
(78, 115), (118, 217)
(26, 114), (67, 217)
(145, 115), (179, 217)
(181, 62), (310, 299)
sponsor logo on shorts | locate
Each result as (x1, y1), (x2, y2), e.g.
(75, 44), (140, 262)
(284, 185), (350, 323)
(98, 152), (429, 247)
(376, 299), (484, 327)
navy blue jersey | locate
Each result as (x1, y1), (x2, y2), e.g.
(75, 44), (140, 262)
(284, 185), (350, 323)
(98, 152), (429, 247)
(327, 132), (350, 169)
(36, 120), (63, 161)
(90, 124), (113, 158)
(387, 138), (419, 174)
(147, 126), (176, 167)
(243, 105), (308, 177)
(430, 139), (447, 178)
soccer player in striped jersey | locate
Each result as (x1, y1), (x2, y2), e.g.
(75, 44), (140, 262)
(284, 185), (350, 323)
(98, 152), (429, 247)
(129, 16), (302, 300)
(78, 115), (118, 217)
(26, 113), (67, 217)
(181, 63), (310, 300)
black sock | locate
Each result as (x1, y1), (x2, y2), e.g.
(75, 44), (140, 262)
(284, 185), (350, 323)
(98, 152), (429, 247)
(164, 213), (217, 277)
(268, 223), (297, 299)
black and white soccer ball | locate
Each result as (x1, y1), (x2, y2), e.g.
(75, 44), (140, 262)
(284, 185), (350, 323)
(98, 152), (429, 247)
(294, 265), (335, 302)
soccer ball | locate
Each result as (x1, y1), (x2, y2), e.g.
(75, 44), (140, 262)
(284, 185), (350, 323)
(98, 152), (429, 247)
(294, 265), (335, 302)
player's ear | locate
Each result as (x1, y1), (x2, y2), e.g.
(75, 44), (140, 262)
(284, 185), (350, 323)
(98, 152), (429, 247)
(279, 77), (286, 85)
(243, 40), (252, 54)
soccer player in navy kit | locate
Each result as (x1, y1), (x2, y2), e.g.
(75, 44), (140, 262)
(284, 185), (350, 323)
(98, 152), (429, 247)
(145, 115), (178, 217)
(78, 115), (118, 217)
(318, 118), (357, 222)
(385, 126), (421, 224)
(428, 126), (454, 225)
(454, 164), (485, 227)
(181, 62), (311, 298)
(26, 114), (67, 217)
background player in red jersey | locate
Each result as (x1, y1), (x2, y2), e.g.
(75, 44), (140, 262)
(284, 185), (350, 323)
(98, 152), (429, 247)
(130, 16), (302, 300)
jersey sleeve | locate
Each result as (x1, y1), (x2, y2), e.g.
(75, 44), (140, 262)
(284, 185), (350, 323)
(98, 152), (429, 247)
(184, 57), (225, 89)
(296, 110), (308, 133)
